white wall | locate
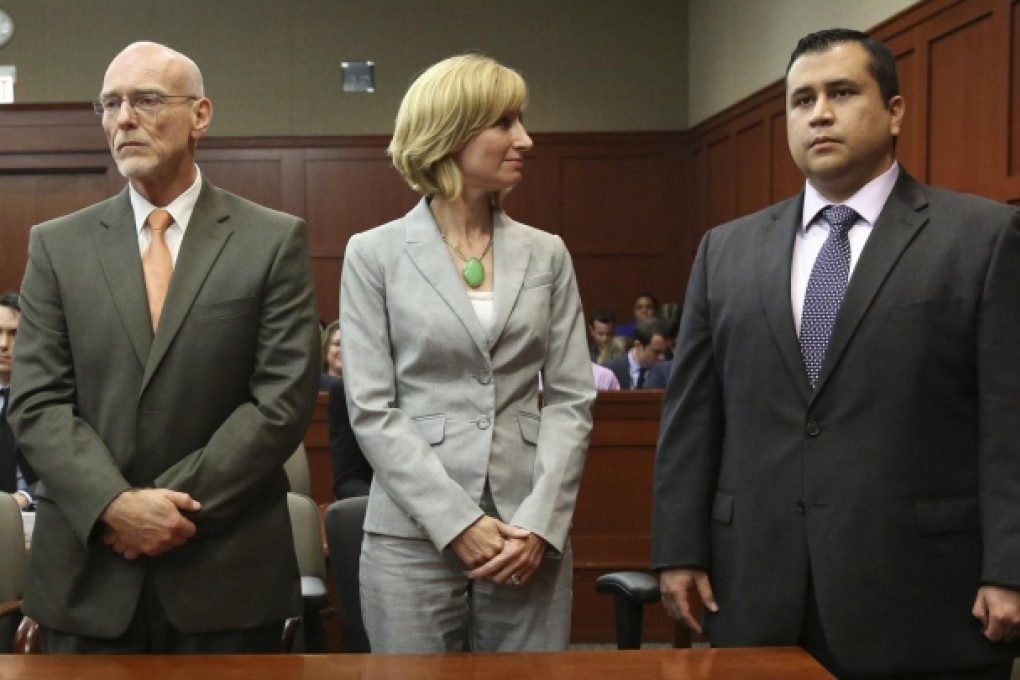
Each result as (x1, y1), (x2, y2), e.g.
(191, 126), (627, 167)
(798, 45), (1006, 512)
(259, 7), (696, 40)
(687, 0), (922, 126)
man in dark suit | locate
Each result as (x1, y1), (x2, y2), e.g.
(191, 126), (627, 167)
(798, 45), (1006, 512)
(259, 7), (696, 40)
(0, 292), (37, 508)
(602, 317), (668, 389)
(652, 29), (1020, 679)
(10, 42), (319, 654)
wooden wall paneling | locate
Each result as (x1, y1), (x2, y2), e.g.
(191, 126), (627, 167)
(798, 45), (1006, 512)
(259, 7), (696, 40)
(705, 134), (737, 227)
(196, 149), (285, 212)
(559, 148), (675, 315)
(926, 1), (1003, 194)
(887, 38), (926, 181)
(303, 151), (418, 259)
(312, 257), (343, 325)
(1009, 0), (1020, 189)
(0, 169), (113, 294)
(735, 118), (770, 216)
(769, 106), (803, 203)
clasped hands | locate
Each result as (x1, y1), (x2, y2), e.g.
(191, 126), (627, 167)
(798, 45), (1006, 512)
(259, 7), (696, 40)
(450, 515), (545, 586)
(100, 488), (201, 560)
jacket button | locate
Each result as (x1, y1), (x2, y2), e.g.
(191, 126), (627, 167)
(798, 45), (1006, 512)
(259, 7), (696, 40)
(796, 500), (806, 514)
(805, 421), (821, 436)
(477, 370), (492, 384)
(477, 416), (491, 429)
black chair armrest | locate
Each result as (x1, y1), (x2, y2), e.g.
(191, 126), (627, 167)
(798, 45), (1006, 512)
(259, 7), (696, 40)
(595, 571), (661, 605)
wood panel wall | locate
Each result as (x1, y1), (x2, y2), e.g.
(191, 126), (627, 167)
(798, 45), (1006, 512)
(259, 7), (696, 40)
(683, 0), (1020, 306)
(0, 106), (686, 326)
(1, 0), (1017, 333)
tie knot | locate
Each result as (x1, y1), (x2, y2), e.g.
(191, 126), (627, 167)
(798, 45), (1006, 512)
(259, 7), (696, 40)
(821, 204), (858, 236)
(147, 209), (173, 234)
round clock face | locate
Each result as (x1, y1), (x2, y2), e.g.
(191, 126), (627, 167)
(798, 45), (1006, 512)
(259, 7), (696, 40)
(0, 10), (13, 48)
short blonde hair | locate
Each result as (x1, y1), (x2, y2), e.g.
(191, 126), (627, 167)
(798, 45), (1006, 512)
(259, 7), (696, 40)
(388, 54), (528, 206)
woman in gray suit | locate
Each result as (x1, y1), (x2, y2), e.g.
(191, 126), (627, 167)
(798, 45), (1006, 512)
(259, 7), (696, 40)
(340, 54), (595, 653)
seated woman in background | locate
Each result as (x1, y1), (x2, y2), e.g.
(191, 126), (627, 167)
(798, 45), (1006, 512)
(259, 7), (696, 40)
(340, 53), (595, 653)
(327, 379), (372, 500)
(319, 320), (343, 391)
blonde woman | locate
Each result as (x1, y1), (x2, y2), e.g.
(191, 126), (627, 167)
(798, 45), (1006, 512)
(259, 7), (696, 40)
(340, 54), (594, 652)
(319, 320), (343, 391)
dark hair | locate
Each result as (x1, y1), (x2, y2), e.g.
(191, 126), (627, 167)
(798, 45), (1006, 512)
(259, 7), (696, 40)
(0, 292), (19, 314)
(588, 307), (616, 326)
(786, 28), (899, 104)
(633, 318), (668, 347)
(635, 292), (658, 309)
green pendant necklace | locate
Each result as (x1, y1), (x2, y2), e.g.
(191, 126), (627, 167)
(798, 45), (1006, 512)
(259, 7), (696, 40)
(441, 233), (493, 288)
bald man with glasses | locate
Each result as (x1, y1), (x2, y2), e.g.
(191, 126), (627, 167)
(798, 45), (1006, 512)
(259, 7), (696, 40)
(10, 41), (319, 654)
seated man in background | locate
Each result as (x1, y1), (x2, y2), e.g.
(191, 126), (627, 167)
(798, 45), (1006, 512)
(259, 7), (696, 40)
(328, 378), (372, 500)
(587, 307), (616, 362)
(602, 318), (669, 389)
(0, 292), (36, 509)
(614, 292), (658, 341)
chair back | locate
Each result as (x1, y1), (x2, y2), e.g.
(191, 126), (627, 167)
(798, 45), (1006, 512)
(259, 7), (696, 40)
(286, 492), (326, 584)
(0, 494), (25, 652)
(324, 495), (370, 653)
(283, 444), (311, 497)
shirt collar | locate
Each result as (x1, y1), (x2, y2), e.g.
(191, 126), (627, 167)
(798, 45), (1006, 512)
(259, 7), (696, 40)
(801, 161), (899, 231)
(129, 166), (203, 236)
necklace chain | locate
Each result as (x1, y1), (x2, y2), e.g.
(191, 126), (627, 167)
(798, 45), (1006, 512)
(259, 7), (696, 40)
(441, 233), (493, 263)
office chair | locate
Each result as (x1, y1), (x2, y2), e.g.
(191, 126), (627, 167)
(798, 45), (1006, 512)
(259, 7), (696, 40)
(323, 495), (370, 653)
(283, 443), (312, 498)
(286, 492), (330, 653)
(594, 571), (662, 649)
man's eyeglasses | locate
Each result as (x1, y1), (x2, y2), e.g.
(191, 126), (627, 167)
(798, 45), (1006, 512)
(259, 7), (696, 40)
(92, 93), (198, 117)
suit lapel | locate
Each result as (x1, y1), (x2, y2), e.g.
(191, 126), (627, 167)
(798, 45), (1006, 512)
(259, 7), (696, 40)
(142, 182), (233, 390)
(95, 189), (152, 369)
(811, 172), (929, 398)
(488, 212), (531, 345)
(758, 194), (813, 401)
(402, 199), (490, 356)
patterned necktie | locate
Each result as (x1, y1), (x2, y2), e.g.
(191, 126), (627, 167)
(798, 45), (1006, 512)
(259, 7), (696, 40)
(142, 209), (174, 331)
(799, 204), (859, 388)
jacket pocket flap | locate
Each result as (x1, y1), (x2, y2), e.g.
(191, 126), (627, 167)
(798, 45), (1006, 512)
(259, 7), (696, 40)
(522, 273), (554, 289)
(517, 412), (541, 444)
(712, 491), (734, 525)
(411, 415), (446, 445)
(915, 497), (978, 535)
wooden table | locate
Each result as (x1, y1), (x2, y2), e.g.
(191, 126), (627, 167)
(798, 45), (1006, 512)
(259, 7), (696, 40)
(0, 647), (835, 679)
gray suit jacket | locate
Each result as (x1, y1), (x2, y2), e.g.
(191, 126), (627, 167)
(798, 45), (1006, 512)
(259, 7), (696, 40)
(651, 171), (1020, 674)
(10, 181), (320, 637)
(341, 199), (595, 554)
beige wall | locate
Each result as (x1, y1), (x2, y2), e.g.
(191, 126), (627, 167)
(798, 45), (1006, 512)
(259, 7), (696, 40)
(0, 0), (687, 135)
(687, 0), (922, 126)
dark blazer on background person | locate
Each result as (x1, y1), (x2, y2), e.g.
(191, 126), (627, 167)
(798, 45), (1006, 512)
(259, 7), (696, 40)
(644, 359), (672, 390)
(601, 355), (632, 390)
(0, 404), (37, 496)
(327, 378), (371, 500)
(10, 181), (320, 638)
(651, 171), (1020, 674)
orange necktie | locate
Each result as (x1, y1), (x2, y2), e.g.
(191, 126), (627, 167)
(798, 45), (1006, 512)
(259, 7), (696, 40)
(142, 208), (174, 331)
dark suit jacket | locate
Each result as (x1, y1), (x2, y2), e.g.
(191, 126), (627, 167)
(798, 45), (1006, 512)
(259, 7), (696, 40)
(327, 378), (371, 500)
(601, 356), (632, 389)
(651, 172), (1020, 675)
(0, 399), (38, 496)
(644, 360), (672, 389)
(10, 181), (320, 637)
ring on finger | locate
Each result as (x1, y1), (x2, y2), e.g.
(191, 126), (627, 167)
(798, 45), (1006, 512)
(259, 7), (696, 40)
(510, 573), (521, 586)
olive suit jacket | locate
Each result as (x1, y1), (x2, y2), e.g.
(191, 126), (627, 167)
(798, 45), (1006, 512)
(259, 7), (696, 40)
(651, 172), (1020, 675)
(10, 181), (320, 637)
